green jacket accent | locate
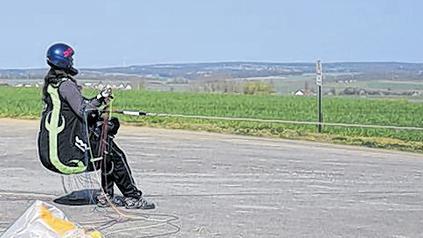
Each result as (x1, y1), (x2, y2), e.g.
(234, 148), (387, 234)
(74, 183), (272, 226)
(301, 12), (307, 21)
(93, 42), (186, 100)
(45, 85), (87, 174)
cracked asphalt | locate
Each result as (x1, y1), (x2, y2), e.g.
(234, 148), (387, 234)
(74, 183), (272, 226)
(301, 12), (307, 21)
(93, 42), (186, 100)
(0, 119), (422, 237)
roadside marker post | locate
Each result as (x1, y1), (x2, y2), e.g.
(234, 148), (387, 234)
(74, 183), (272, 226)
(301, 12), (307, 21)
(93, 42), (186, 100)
(316, 60), (323, 133)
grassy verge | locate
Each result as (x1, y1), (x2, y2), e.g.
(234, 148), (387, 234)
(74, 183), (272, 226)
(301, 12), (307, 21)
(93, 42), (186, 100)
(1, 86), (422, 153)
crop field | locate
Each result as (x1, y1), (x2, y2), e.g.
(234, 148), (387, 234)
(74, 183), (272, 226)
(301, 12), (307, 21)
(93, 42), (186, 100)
(272, 74), (423, 95)
(0, 86), (423, 152)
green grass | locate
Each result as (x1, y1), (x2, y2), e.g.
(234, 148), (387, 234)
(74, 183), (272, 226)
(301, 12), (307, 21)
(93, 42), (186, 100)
(1, 86), (423, 152)
(367, 81), (423, 90)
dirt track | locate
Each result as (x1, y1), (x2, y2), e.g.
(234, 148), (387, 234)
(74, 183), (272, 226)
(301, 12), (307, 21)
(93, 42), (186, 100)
(0, 119), (423, 237)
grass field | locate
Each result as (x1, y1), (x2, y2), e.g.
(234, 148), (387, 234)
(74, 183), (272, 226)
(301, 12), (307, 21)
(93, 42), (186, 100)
(1, 86), (422, 152)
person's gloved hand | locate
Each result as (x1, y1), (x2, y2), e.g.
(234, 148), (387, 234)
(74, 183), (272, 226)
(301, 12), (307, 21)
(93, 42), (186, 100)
(96, 85), (113, 104)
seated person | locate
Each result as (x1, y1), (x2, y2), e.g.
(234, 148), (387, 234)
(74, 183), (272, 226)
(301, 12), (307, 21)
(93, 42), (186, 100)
(37, 43), (154, 209)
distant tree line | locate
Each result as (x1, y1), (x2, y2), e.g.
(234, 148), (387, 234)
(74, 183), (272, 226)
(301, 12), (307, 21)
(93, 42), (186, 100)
(190, 79), (275, 95)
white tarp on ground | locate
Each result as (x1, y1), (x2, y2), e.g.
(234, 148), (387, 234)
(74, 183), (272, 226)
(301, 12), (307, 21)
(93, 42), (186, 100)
(1, 200), (102, 238)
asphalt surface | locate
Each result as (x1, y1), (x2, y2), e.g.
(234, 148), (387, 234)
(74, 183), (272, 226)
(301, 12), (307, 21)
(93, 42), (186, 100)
(0, 119), (423, 237)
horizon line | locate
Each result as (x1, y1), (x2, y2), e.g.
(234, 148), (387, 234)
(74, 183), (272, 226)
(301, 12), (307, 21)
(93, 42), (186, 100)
(2, 60), (423, 70)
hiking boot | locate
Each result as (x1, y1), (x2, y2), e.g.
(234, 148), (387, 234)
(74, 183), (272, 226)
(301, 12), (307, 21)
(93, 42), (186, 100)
(124, 196), (155, 209)
(96, 193), (125, 207)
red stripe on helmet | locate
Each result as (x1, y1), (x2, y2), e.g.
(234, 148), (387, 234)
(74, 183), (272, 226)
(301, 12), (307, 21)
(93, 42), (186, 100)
(63, 48), (74, 58)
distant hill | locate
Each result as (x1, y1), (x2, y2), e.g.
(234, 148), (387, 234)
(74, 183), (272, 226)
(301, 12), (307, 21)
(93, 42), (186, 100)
(1, 62), (423, 81)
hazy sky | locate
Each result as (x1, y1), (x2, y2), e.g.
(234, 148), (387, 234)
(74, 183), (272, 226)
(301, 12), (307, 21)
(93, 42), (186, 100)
(0, 0), (422, 68)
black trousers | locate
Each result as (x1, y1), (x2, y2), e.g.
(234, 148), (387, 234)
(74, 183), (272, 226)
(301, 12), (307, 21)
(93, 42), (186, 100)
(89, 134), (142, 199)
